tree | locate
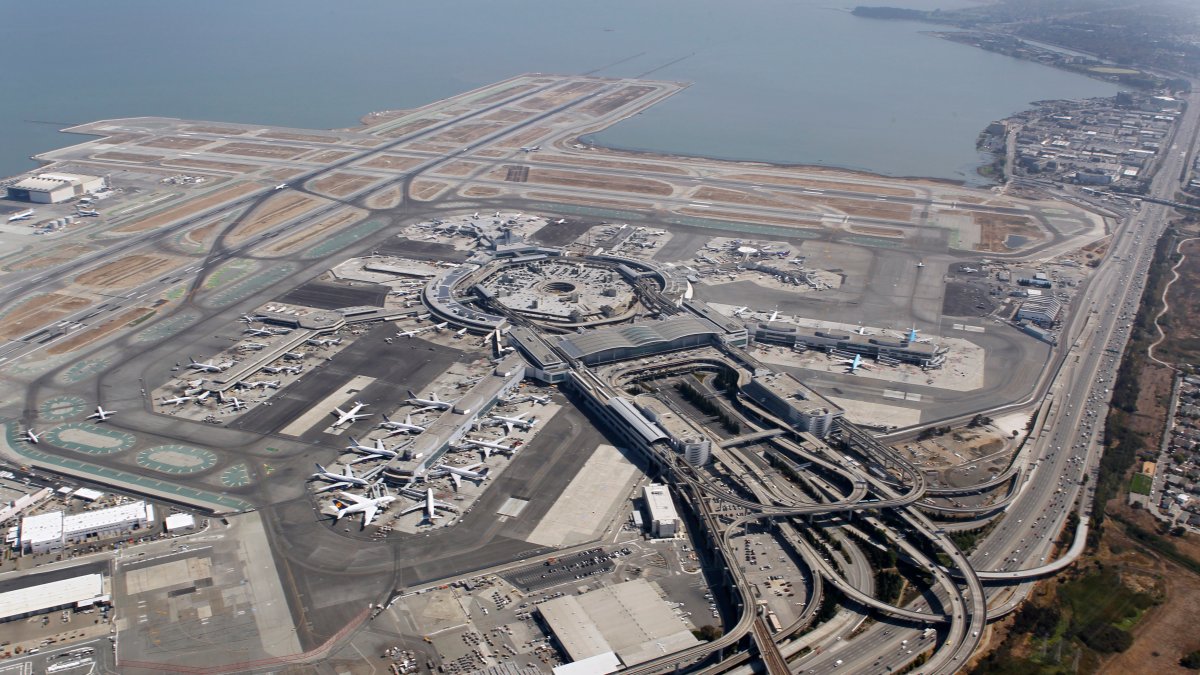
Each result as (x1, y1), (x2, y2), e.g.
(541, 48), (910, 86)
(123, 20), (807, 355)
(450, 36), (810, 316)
(1180, 650), (1200, 669)
(1077, 622), (1132, 653)
(695, 624), (723, 641)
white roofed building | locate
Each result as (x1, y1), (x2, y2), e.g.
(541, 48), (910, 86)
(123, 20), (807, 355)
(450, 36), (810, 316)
(0, 573), (108, 623)
(20, 501), (154, 554)
(6, 172), (104, 204)
(642, 484), (679, 538)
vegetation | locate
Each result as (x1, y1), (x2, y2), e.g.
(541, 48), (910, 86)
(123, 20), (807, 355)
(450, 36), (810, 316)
(875, 570), (904, 604)
(1128, 472), (1152, 495)
(1180, 649), (1200, 669)
(1011, 603), (1061, 639)
(693, 624), (723, 641)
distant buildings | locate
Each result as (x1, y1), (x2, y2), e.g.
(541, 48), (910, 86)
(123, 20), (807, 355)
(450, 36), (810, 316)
(19, 501), (153, 554)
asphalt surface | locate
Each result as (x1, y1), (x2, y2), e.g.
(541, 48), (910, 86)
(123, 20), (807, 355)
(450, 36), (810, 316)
(276, 280), (390, 310)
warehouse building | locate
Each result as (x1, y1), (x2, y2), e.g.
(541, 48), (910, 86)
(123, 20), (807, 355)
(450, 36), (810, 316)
(6, 172), (104, 203)
(20, 501), (154, 554)
(538, 579), (699, 668)
(0, 573), (109, 623)
(642, 484), (679, 538)
(1015, 295), (1063, 326)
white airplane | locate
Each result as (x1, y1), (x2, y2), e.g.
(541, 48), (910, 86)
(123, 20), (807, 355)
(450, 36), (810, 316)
(7, 209), (34, 222)
(396, 327), (428, 338)
(274, 183), (288, 190)
(188, 357), (229, 373)
(554, 218), (566, 225)
(332, 490), (396, 528)
(225, 397), (247, 411)
(379, 413), (425, 435)
(88, 406), (115, 422)
(406, 390), (455, 412)
(488, 412), (536, 434)
(331, 402), (370, 427)
(454, 327), (468, 339)
(345, 436), (400, 460)
(429, 462), (489, 489)
(309, 462), (382, 492)
(916, 260), (925, 268)
(25, 429), (40, 444)
(306, 337), (342, 347)
(530, 394), (551, 405)
(520, 145), (540, 152)
(472, 212), (480, 219)
(853, 326), (871, 336)
(898, 326), (932, 344)
(433, 322), (449, 332)
(195, 391), (212, 402)
(244, 326), (274, 337)
(767, 310), (781, 322)
(493, 211), (501, 218)
(161, 395), (193, 406)
(400, 488), (456, 522)
(464, 437), (519, 459)
(76, 209), (100, 217)
(240, 342), (267, 351)
(961, 266), (978, 273)
(837, 354), (873, 373)
(732, 306), (749, 317)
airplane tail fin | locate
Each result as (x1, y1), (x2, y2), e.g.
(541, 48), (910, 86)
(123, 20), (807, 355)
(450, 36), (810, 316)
(315, 462), (328, 473)
(382, 413), (392, 423)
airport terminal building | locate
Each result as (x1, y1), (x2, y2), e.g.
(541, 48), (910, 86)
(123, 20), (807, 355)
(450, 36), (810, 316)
(748, 322), (946, 368)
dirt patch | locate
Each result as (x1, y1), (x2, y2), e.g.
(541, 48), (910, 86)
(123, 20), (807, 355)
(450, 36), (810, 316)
(183, 220), (222, 248)
(227, 192), (329, 245)
(849, 224), (905, 238)
(678, 208), (820, 230)
(75, 254), (184, 289)
(91, 151), (164, 163)
(475, 83), (539, 106)
(580, 85), (657, 116)
(257, 131), (341, 144)
(481, 109), (536, 123)
(184, 125), (247, 135)
(309, 150), (355, 164)
(525, 168), (673, 196)
(1158, 238), (1200, 365)
(260, 208), (367, 256)
(366, 186), (404, 209)
(162, 158), (259, 174)
(537, 154), (687, 175)
(426, 122), (503, 146)
(359, 154), (424, 171)
(47, 307), (154, 355)
(462, 186), (503, 197)
(411, 181), (448, 201)
(727, 173), (916, 198)
(7, 244), (96, 272)
(0, 293), (91, 340)
(970, 212), (1044, 252)
(492, 127), (554, 151)
(824, 197), (912, 221)
(210, 142), (308, 160)
(434, 161), (482, 177)
(265, 168), (306, 181)
(692, 186), (797, 210)
(138, 137), (211, 150)
(378, 118), (440, 139)
(112, 183), (262, 234)
(307, 172), (377, 198)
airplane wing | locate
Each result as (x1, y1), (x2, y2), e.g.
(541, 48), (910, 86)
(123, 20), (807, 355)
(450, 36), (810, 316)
(503, 421), (515, 435)
(361, 503), (379, 526)
(314, 481), (351, 493)
(399, 502), (425, 516)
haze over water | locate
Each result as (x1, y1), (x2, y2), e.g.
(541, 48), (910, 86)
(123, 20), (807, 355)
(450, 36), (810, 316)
(0, 0), (1118, 183)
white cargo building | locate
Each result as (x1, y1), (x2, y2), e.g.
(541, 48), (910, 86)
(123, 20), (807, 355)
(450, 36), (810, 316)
(0, 573), (108, 623)
(6, 172), (105, 204)
(642, 484), (678, 538)
(1016, 296), (1063, 326)
(20, 501), (154, 554)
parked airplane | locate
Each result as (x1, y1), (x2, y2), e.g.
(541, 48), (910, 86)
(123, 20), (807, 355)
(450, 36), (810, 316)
(346, 436), (400, 460)
(25, 429), (40, 444)
(76, 209), (100, 217)
(429, 462), (488, 489)
(331, 402), (370, 428)
(306, 337), (342, 347)
(853, 326), (871, 336)
(406, 390), (455, 412)
(488, 412), (536, 434)
(916, 260), (925, 268)
(837, 354), (872, 373)
(332, 490), (396, 528)
(554, 218), (566, 225)
(309, 462), (382, 492)
(379, 413), (426, 435)
(161, 395), (193, 406)
(520, 145), (540, 152)
(464, 437), (519, 459)
(396, 327), (429, 338)
(7, 209), (34, 222)
(225, 397), (247, 411)
(898, 326), (932, 344)
(493, 211), (501, 218)
(454, 328), (468, 339)
(88, 406), (115, 421)
(399, 488), (456, 522)
(767, 310), (781, 322)
(472, 212), (480, 219)
(961, 266), (978, 273)
(188, 357), (229, 373)
(731, 306), (749, 317)
(244, 326), (274, 337)
(432, 322), (449, 332)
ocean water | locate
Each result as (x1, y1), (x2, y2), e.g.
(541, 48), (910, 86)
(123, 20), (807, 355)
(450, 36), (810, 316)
(0, 0), (1119, 182)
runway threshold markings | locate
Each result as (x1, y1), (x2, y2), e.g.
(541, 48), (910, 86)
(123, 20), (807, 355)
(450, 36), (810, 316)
(278, 374), (377, 437)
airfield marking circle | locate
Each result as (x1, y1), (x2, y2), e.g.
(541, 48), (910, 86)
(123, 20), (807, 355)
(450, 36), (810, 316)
(301, 219), (388, 259)
(219, 463), (253, 488)
(59, 358), (111, 385)
(46, 423), (137, 455)
(135, 445), (218, 475)
(38, 395), (88, 421)
(135, 310), (201, 344)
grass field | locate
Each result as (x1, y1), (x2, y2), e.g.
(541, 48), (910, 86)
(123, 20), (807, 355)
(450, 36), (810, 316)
(1129, 472), (1153, 495)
